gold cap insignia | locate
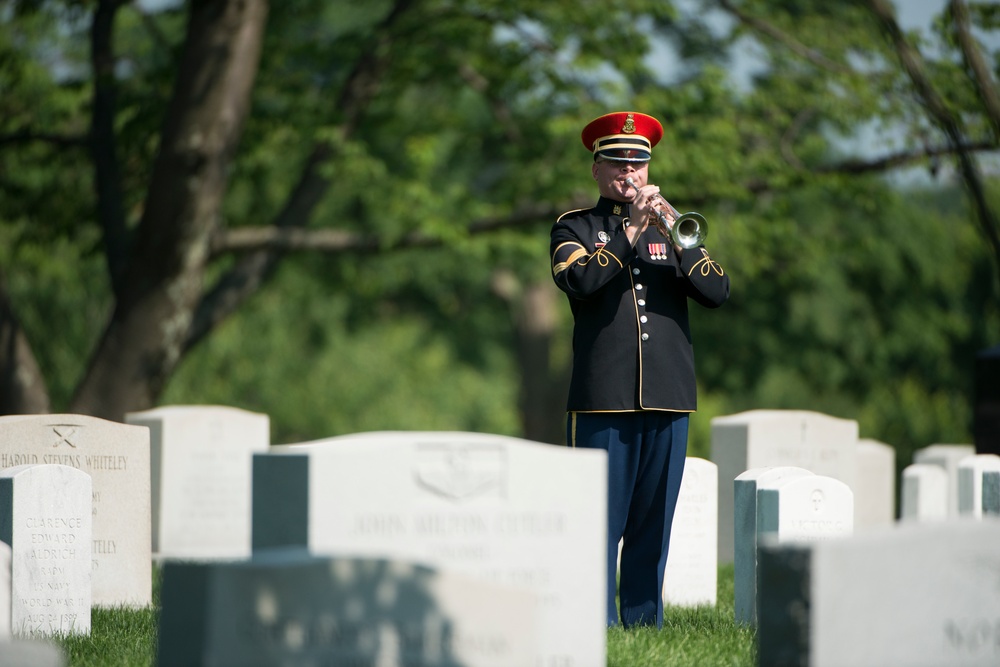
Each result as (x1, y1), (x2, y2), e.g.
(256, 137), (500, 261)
(622, 114), (636, 134)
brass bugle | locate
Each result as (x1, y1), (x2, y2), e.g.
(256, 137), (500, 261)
(625, 177), (708, 250)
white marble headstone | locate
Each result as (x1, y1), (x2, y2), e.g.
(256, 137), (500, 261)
(0, 415), (149, 608)
(126, 405), (269, 560)
(758, 518), (1000, 667)
(854, 439), (895, 528)
(0, 464), (91, 637)
(158, 550), (538, 667)
(983, 471), (999, 515)
(0, 540), (9, 639)
(711, 410), (858, 563)
(913, 444), (976, 516)
(733, 466), (814, 625)
(900, 463), (949, 522)
(662, 457), (717, 608)
(957, 454), (1000, 518)
(0, 639), (66, 666)
(757, 474), (853, 544)
(255, 431), (607, 667)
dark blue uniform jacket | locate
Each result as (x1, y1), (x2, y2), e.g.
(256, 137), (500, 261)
(550, 196), (730, 413)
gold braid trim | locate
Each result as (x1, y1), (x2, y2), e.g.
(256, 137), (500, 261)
(552, 242), (622, 275)
(687, 248), (724, 277)
(580, 247), (622, 269)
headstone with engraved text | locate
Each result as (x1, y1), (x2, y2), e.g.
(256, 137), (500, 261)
(0, 464), (91, 637)
(756, 474), (854, 544)
(126, 405), (269, 560)
(255, 431), (607, 667)
(758, 518), (1000, 667)
(0, 415), (150, 607)
(711, 410), (858, 564)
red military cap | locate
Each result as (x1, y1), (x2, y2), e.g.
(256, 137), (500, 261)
(581, 111), (664, 162)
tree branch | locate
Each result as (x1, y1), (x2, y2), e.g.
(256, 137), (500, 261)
(204, 130), (1000, 261)
(717, 0), (853, 75)
(865, 0), (1000, 285)
(0, 131), (88, 148)
(207, 200), (588, 256)
(949, 0), (1000, 139)
(816, 138), (1000, 174)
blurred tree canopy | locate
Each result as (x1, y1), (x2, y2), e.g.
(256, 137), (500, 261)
(0, 0), (997, 471)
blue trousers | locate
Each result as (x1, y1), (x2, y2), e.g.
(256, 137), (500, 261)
(568, 410), (689, 628)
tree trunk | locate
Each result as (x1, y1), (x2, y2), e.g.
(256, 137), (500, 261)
(493, 271), (569, 445)
(91, 0), (130, 296)
(71, 0), (269, 421)
(516, 281), (570, 445)
(0, 278), (51, 414)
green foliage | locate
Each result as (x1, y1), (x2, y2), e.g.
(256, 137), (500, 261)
(0, 9), (92, 242)
(162, 255), (522, 444)
(689, 176), (998, 469)
(0, 223), (110, 407)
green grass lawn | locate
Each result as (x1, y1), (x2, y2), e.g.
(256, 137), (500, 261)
(608, 565), (756, 667)
(55, 564), (755, 666)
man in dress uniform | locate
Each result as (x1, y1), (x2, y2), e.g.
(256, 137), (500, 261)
(550, 111), (729, 628)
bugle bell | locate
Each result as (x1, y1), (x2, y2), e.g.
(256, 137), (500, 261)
(625, 177), (708, 250)
(669, 211), (708, 250)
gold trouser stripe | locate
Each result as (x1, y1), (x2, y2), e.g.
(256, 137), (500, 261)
(569, 412), (577, 448)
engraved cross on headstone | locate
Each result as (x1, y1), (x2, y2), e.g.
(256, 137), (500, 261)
(51, 424), (81, 448)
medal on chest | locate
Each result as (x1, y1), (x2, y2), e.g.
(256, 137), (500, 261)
(596, 230), (610, 248)
(648, 242), (669, 260)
